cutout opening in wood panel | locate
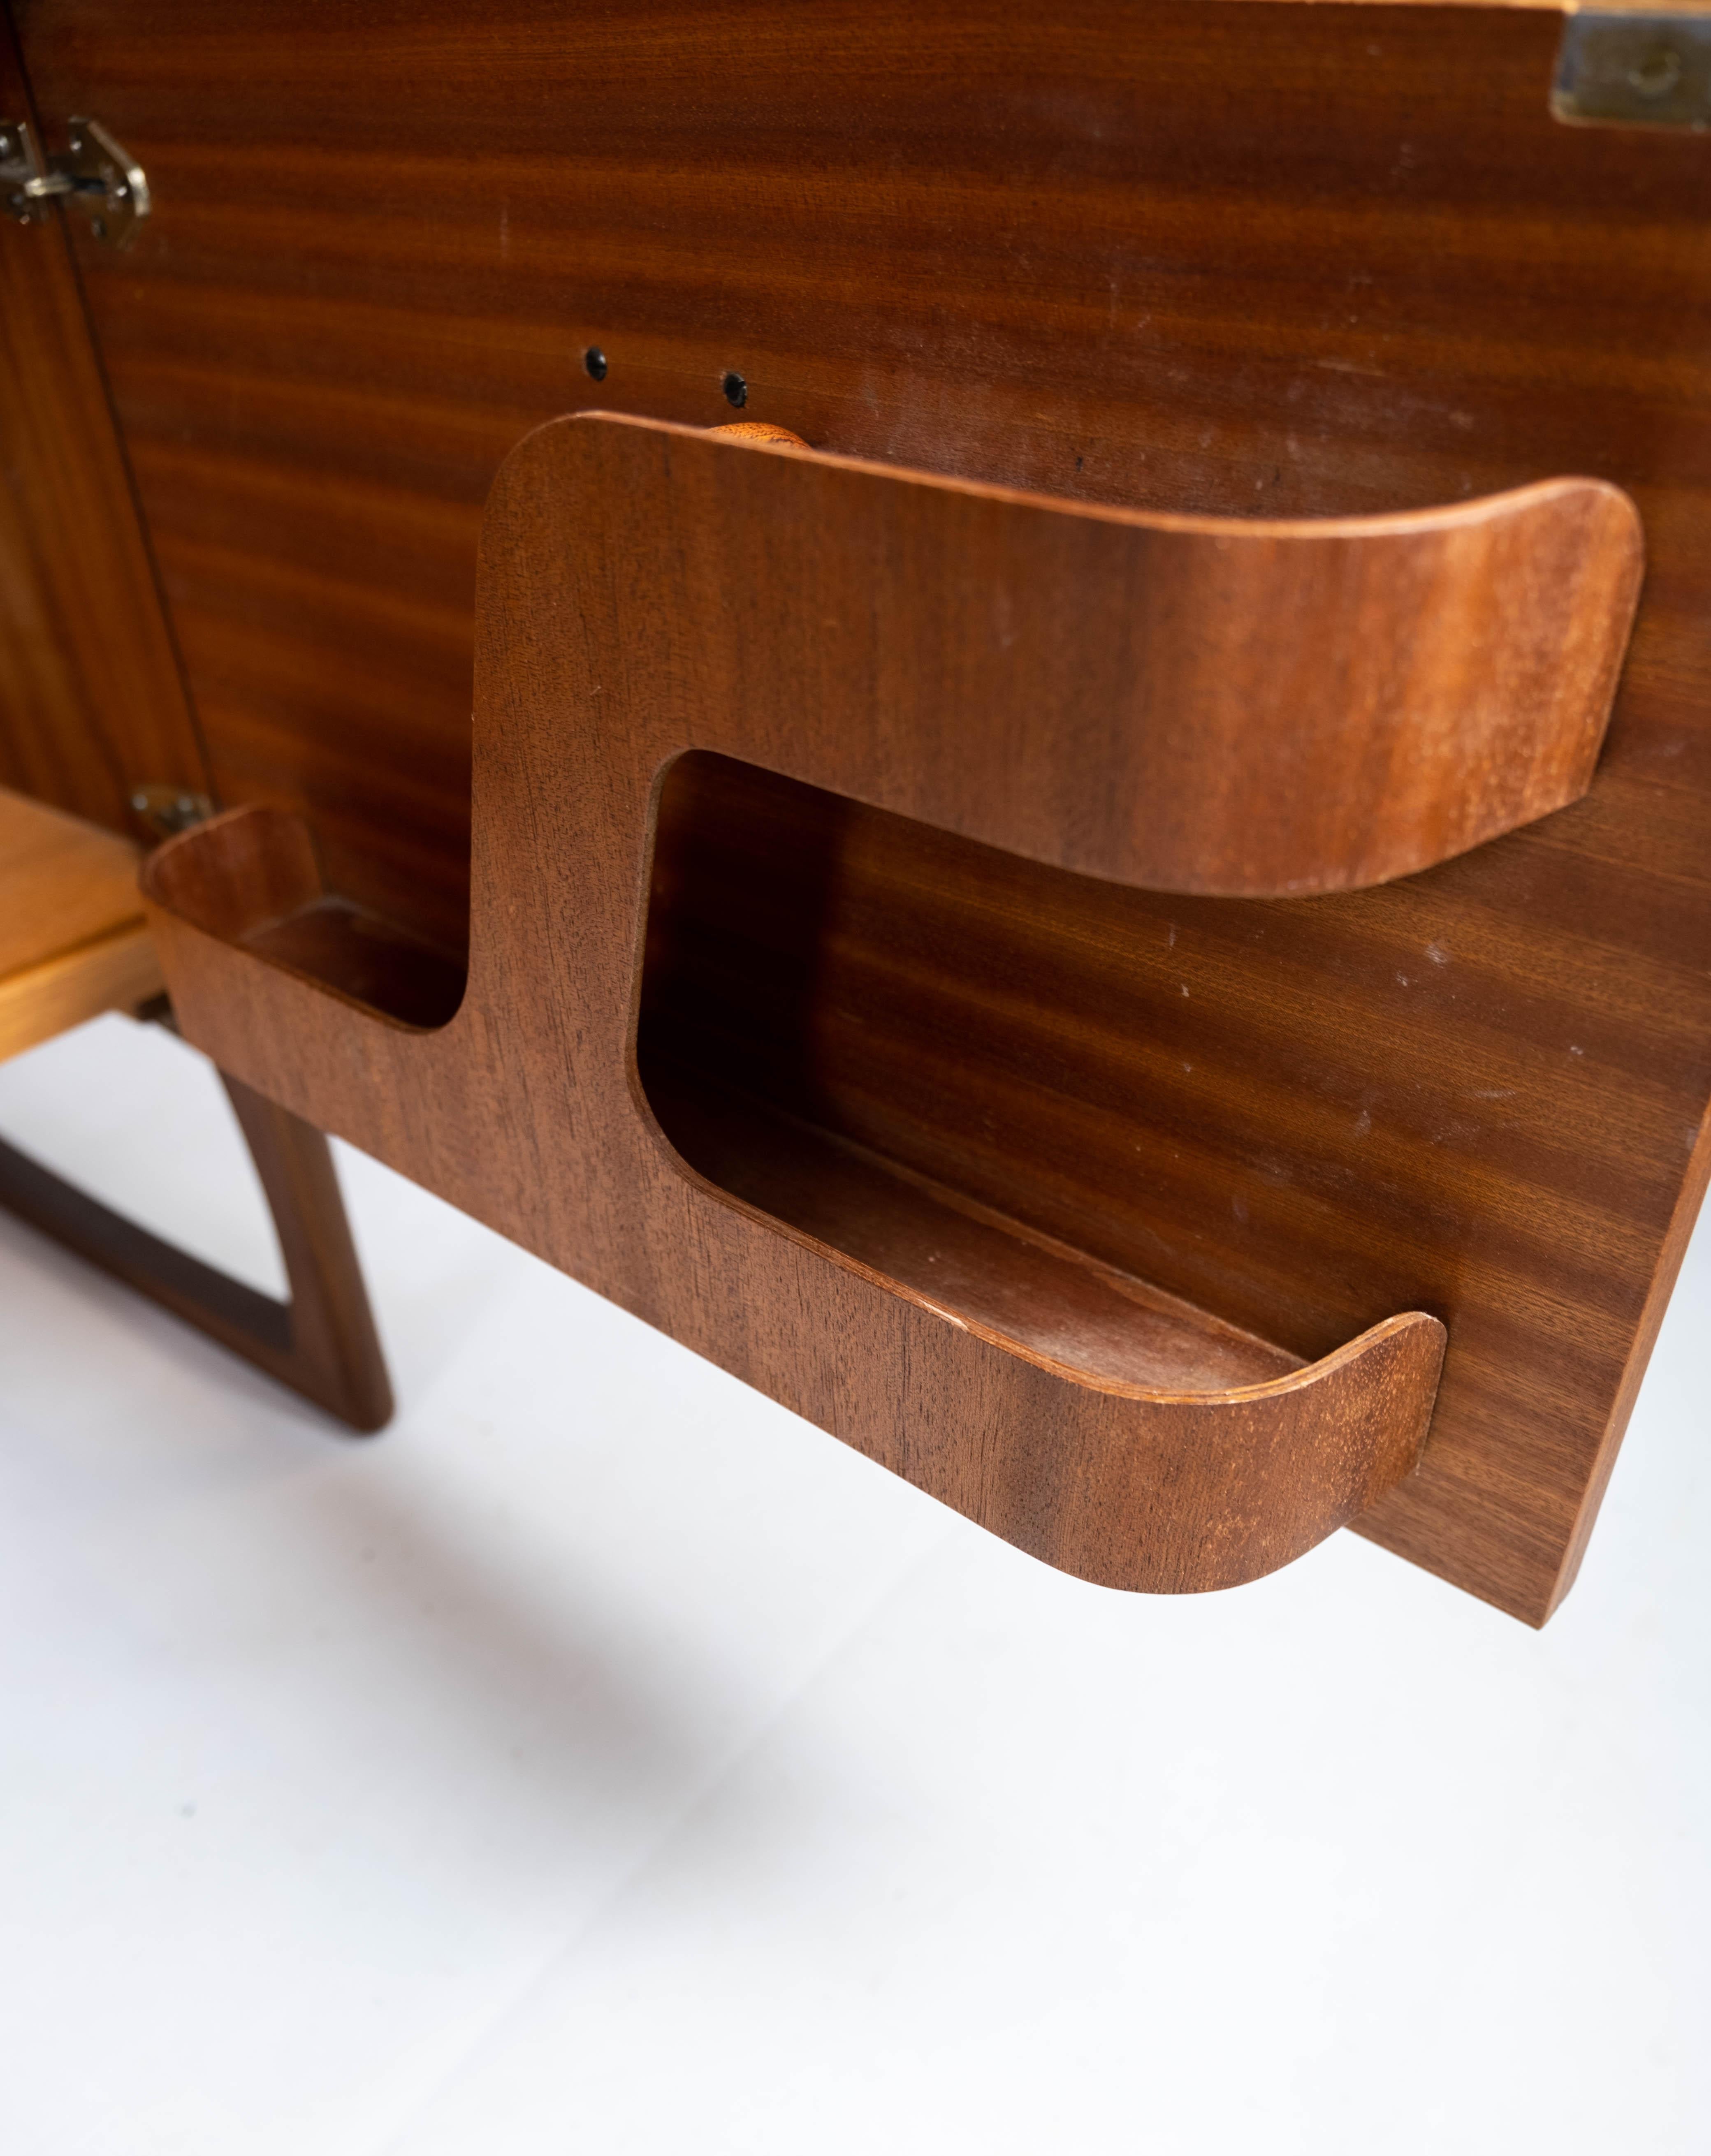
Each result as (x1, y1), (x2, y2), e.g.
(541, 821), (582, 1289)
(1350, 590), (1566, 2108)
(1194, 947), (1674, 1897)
(636, 750), (1308, 1392)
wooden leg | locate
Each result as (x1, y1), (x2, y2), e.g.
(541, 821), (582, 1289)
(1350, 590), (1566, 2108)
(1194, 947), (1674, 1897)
(0, 1065), (392, 1433)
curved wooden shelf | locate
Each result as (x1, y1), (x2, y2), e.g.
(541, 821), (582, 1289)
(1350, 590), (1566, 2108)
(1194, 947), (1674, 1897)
(554, 418), (1633, 901)
(138, 409), (1663, 1588)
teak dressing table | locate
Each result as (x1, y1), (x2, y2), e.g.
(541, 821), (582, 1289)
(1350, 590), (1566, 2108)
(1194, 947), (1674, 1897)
(5, 0), (1711, 1623)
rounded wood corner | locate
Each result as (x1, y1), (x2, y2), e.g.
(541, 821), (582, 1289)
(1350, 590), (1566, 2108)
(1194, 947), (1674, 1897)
(865, 1285), (1448, 1597)
(1031, 1304), (1447, 1596)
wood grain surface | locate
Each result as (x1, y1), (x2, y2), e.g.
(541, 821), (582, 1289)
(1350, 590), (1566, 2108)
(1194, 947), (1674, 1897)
(0, 919), (159, 1059)
(0, 782), (145, 975)
(0, 12), (206, 836)
(0, 783), (161, 1054)
(24, 0), (1688, 946)
(18, 0), (1711, 1616)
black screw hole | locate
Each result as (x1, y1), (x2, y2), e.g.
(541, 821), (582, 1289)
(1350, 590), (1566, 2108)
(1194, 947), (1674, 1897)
(721, 371), (747, 409)
(584, 347), (608, 382)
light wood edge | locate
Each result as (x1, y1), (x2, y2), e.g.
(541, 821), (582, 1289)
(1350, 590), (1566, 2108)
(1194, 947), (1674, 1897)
(918, 1306), (1445, 1410)
(633, 1086), (1449, 1408)
(0, 922), (164, 1062)
(579, 411), (1640, 549)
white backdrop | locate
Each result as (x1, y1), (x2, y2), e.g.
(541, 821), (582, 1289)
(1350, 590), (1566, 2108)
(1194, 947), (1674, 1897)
(1, 1013), (1705, 2155)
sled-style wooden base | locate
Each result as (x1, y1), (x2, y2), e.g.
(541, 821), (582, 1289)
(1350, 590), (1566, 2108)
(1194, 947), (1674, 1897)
(0, 787), (390, 1432)
(0, 1065), (392, 1433)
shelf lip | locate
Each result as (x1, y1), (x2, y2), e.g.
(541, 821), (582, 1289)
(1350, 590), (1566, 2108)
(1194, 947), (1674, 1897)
(586, 408), (1631, 548)
(894, 1304), (1444, 1410)
(645, 1149), (1445, 1408)
(628, 1054), (1438, 1410)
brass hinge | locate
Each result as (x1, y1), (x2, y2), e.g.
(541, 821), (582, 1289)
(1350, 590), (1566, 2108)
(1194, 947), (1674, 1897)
(1554, 12), (1711, 131)
(130, 783), (213, 840)
(0, 115), (149, 245)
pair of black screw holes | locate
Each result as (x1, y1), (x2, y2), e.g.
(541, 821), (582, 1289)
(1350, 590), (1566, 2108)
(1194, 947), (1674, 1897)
(582, 346), (746, 408)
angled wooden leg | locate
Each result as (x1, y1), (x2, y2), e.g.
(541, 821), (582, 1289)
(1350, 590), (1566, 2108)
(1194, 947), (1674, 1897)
(0, 1065), (392, 1433)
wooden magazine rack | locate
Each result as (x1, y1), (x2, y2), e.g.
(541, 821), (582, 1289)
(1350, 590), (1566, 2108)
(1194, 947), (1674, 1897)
(139, 416), (1640, 1594)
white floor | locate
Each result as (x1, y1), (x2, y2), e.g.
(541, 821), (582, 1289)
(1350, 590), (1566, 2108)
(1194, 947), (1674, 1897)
(0, 1014), (1705, 2156)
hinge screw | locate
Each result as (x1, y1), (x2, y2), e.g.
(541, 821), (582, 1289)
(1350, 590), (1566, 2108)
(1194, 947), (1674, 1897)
(1628, 45), (1684, 100)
